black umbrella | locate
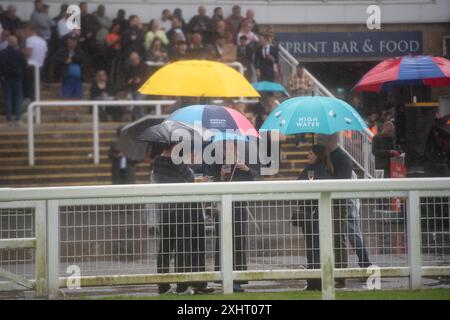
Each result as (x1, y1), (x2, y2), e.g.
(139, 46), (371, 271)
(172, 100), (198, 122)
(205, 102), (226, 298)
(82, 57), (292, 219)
(137, 120), (205, 145)
(117, 116), (165, 161)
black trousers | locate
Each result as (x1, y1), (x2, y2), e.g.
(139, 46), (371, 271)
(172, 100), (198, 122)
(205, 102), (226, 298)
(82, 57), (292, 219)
(214, 202), (248, 284)
(157, 202), (207, 289)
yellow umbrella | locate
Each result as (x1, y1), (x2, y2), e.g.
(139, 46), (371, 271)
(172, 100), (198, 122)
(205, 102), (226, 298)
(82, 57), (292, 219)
(138, 59), (260, 98)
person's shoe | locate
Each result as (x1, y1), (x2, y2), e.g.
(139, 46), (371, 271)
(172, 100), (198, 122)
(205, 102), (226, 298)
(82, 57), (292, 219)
(158, 284), (172, 295)
(175, 287), (195, 295)
(233, 284), (244, 293)
(193, 287), (214, 294)
(14, 120), (21, 127)
(359, 262), (372, 268)
(305, 280), (322, 291)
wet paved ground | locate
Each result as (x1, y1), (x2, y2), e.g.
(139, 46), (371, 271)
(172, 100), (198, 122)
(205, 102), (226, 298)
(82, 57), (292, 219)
(1, 276), (450, 300)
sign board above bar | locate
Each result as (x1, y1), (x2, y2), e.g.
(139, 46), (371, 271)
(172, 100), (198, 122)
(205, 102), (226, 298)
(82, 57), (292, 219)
(278, 31), (423, 58)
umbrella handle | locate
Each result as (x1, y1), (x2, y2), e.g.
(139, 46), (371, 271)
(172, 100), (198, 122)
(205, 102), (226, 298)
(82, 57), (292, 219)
(229, 164), (237, 182)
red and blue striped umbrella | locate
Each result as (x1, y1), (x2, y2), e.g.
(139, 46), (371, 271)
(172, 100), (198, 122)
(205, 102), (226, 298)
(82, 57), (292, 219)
(353, 55), (450, 92)
(168, 105), (259, 140)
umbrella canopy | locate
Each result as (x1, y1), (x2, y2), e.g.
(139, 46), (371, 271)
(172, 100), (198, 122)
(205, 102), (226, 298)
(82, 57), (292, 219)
(137, 120), (205, 145)
(168, 105), (259, 139)
(117, 116), (164, 161)
(252, 81), (287, 93)
(139, 60), (260, 98)
(260, 96), (368, 135)
(353, 55), (450, 92)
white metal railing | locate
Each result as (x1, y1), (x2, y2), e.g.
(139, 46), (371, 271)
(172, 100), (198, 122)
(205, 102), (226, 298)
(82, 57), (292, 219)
(26, 100), (175, 166)
(278, 45), (375, 178)
(0, 178), (449, 299)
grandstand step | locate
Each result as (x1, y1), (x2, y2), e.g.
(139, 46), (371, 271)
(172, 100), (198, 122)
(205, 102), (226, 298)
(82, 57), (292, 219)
(0, 163), (149, 176)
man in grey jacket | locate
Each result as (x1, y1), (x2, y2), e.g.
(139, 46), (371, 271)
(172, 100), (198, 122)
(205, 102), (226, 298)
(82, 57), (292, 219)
(30, 0), (52, 41)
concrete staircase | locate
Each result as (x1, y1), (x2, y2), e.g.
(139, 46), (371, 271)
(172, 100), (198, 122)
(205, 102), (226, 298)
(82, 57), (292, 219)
(0, 123), (311, 187)
(0, 82), (312, 187)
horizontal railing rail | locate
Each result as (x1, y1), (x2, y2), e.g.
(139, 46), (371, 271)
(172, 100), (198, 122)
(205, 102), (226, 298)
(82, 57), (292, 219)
(0, 178), (449, 299)
(26, 100), (174, 166)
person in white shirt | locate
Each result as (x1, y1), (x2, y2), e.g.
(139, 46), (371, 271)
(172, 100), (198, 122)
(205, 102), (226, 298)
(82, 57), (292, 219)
(158, 9), (172, 31)
(25, 23), (48, 68)
(23, 23), (48, 101)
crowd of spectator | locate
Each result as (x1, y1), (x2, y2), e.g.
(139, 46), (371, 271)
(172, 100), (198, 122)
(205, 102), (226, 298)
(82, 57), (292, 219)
(0, 2), (292, 123)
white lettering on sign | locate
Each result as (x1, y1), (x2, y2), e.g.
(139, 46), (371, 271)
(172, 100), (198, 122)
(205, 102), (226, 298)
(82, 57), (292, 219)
(296, 117), (320, 128)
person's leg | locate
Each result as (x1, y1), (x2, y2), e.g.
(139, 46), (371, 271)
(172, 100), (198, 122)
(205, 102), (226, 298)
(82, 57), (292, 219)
(190, 203), (209, 290)
(232, 203), (248, 292)
(333, 201), (348, 288)
(3, 80), (13, 121)
(303, 208), (321, 290)
(13, 79), (23, 121)
(157, 204), (174, 293)
(347, 216), (371, 268)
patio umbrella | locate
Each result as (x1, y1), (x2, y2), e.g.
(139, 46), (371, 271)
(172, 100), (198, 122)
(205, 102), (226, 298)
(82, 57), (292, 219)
(138, 60), (260, 98)
(260, 96), (369, 135)
(168, 105), (259, 140)
(353, 55), (450, 93)
(252, 81), (287, 94)
(117, 116), (164, 161)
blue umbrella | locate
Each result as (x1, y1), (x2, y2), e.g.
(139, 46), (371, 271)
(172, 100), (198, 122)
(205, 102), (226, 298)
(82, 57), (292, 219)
(252, 81), (287, 93)
(260, 96), (368, 135)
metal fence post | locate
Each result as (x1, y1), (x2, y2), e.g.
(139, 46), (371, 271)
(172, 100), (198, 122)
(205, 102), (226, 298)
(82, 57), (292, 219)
(407, 191), (422, 289)
(363, 138), (370, 179)
(27, 102), (35, 166)
(319, 192), (335, 300)
(35, 200), (47, 297)
(92, 104), (100, 165)
(220, 195), (234, 294)
(47, 200), (60, 299)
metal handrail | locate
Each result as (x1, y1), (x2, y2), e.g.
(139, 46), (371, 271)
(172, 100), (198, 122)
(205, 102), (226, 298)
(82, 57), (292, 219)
(26, 100), (175, 166)
(278, 44), (375, 178)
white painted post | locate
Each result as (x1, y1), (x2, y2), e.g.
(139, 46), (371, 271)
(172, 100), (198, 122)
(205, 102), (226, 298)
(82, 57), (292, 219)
(92, 104), (100, 164)
(34, 64), (41, 124)
(363, 138), (370, 179)
(220, 195), (234, 294)
(27, 103), (35, 166)
(156, 104), (162, 116)
(407, 191), (422, 289)
(319, 192), (335, 300)
(35, 200), (47, 297)
(47, 200), (60, 299)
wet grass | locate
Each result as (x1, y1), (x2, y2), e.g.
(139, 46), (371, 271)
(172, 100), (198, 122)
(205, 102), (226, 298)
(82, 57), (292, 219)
(88, 288), (450, 300)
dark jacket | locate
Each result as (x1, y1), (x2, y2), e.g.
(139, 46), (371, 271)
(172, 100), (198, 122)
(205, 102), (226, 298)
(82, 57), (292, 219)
(54, 46), (85, 81)
(372, 134), (396, 174)
(89, 81), (114, 100)
(298, 162), (332, 180)
(237, 44), (253, 69)
(0, 15), (23, 33)
(255, 45), (278, 81)
(108, 141), (136, 184)
(124, 62), (148, 91)
(329, 147), (353, 179)
(0, 46), (27, 80)
(152, 155), (194, 183)
(122, 27), (145, 58)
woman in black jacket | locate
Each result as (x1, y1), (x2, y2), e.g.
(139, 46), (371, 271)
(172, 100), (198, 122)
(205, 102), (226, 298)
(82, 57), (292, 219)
(295, 144), (333, 290)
